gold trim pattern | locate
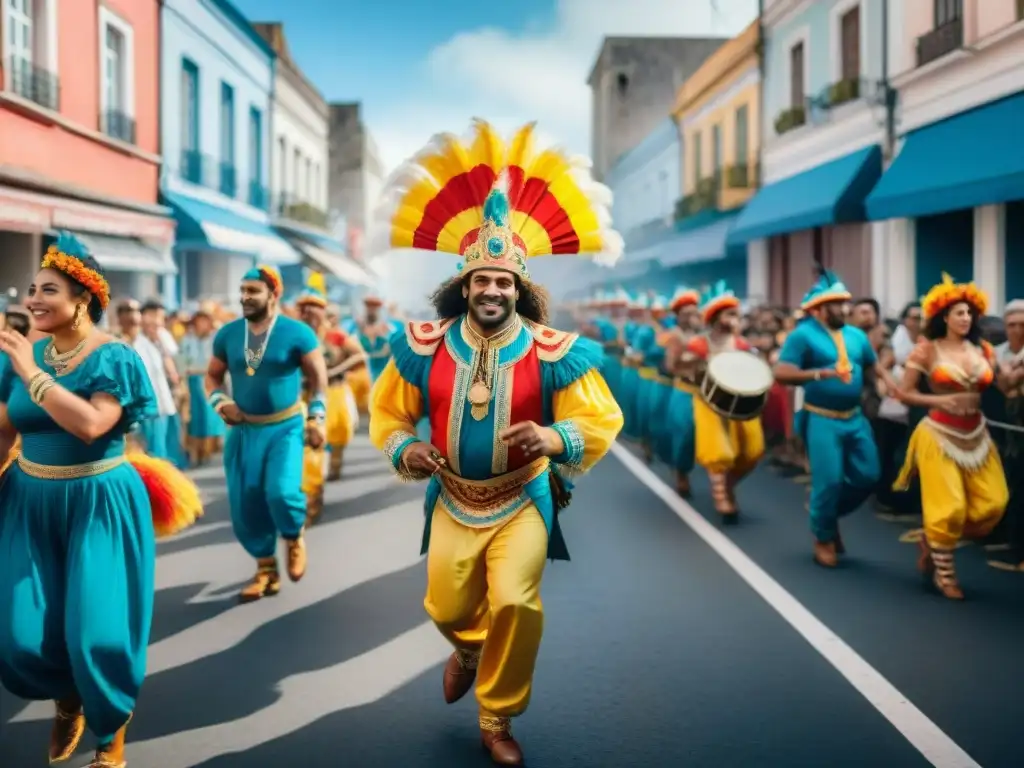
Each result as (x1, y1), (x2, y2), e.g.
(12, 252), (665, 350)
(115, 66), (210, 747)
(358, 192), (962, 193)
(17, 454), (125, 479)
(437, 458), (548, 528)
(802, 403), (858, 420)
(491, 366), (513, 474)
(239, 402), (305, 426)
(446, 346), (471, 476)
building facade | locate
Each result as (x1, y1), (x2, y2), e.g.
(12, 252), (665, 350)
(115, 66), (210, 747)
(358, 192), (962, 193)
(588, 36), (726, 181)
(727, 0), (888, 309)
(0, 0), (174, 304)
(865, 0), (1024, 313)
(327, 102), (385, 267)
(672, 20), (761, 300)
(253, 23), (370, 297)
(160, 0), (298, 306)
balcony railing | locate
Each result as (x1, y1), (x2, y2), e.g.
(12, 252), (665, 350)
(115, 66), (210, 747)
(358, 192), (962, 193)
(273, 193), (330, 228)
(726, 162), (760, 189)
(219, 162), (237, 198)
(774, 105), (806, 135)
(180, 149), (206, 186)
(916, 18), (963, 67)
(100, 109), (136, 144)
(674, 173), (721, 221)
(248, 180), (270, 211)
(6, 55), (59, 111)
(826, 77), (860, 107)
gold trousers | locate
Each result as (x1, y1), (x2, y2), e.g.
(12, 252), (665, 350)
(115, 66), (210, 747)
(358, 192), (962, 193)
(896, 421), (1007, 548)
(347, 367), (372, 413)
(692, 395), (765, 476)
(424, 501), (548, 718)
(301, 446), (325, 498)
(326, 382), (357, 448)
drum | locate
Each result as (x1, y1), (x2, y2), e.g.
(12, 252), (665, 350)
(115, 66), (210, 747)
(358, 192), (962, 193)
(700, 350), (774, 421)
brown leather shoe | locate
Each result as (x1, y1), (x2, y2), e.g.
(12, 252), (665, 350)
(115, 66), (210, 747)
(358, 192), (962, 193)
(480, 717), (524, 766)
(88, 715), (130, 768)
(239, 559), (281, 603)
(48, 697), (85, 763)
(287, 536), (307, 582)
(442, 650), (478, 704)
(813, 539), (837, 568)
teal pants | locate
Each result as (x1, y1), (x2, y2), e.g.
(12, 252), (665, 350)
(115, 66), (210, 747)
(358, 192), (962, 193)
(669, 387), (696, 475)
(224, 415), (307, 558)
(799, 410), (880, 543)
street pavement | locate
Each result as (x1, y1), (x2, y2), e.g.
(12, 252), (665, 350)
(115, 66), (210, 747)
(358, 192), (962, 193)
(2, 431), (1023, 767)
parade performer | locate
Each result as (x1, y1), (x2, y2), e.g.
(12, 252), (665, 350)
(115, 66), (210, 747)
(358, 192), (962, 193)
(643, 295), (677, 464)
(179, 309), (226, 466)
(352, 294), (401, 384)
(773, 270), (883, 566)
(204, 265), (328, 602)
(591, 289), (629, 401)
(0, 233), (200, 768)
(662, 286), (702, 495)
(686, 281), (764, 520)
(368, 119), (624, 765)
(895, 274), (1007, 598)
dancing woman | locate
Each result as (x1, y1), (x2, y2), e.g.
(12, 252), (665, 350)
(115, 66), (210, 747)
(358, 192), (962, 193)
(0, 234), (200, 767)
(895, 274), (1008, 599)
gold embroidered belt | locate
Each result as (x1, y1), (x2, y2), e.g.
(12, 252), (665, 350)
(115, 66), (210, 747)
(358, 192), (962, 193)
(240, 402), (306, 426)
(17, 454), (126, 480)
(639, 367), (658, 380)
(437, 458), (550, 528)
(803, 403), (858, 420)
(656, 374), (673, 386)
(674, 380), (699, 395)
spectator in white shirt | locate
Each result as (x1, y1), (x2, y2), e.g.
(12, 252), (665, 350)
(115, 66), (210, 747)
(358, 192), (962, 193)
(117, 301), (177, 459)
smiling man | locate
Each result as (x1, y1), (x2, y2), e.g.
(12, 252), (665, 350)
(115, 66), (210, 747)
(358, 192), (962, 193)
(368, 120), (625, 765)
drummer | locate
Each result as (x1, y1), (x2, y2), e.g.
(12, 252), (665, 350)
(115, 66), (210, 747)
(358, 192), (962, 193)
(685, 281), (765, 521)
(772, 269), (888, 567)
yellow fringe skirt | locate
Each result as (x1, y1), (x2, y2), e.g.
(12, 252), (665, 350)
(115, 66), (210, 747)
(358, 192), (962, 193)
(895, 419), (1007, 549)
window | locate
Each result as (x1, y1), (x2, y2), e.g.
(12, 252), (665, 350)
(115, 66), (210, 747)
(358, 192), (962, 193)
(277, 136), (286, 192)
(734, 106), (749, 166)
(305, 157), (312, 201)
(790, 42), (805, 108)
(840, 6), (861, 81)
(6, 0), (59, 109)
(692, 132), (703, 185)
(180, 58), (200, 183)
(934, 0), (962, 26)
(249, 107), (263, 182)
(219, 83), (235, 164)
(711, 124), (722, 174)
(98, 7), (134, 141)
(293, 147), (301, 196)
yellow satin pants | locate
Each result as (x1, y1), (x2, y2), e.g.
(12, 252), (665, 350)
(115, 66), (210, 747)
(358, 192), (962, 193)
(347, 367), (372, 413)
(301, 446), (325, 498)
(692, 395), (765, 476)
(424, 502), (548, 719)
(895, 422), (1007, 549)
(326, 382), (357, 449)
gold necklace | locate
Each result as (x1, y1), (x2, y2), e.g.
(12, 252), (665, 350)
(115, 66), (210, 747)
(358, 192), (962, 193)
(44, 338), (87, 376)
(465, 316), (520, 421)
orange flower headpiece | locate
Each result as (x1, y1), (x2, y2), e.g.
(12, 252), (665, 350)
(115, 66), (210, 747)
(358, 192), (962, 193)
(243, 265), (283, 298)
(669, 285), (700, 312)
(40, 233), (111, 310)
(921, 272), (989, 322)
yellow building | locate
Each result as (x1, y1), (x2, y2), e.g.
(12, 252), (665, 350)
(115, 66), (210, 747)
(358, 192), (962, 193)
(673, 21), (761, 219)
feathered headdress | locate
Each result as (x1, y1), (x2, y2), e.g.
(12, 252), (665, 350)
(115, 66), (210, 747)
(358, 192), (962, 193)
(800, 267), (852, 311)
(608, 287), (630, 306)
(41, 232), (111, 309)
(295, 271), (328, 308)
(243, 264), (283, 298)
(921, 272), (988, 321)
(371, 119), (623, 282)
(650, 294), (669, 314)
(670, 285), (700, 312)
(699, 280), (740, 325)
(629, 292), (650, 311)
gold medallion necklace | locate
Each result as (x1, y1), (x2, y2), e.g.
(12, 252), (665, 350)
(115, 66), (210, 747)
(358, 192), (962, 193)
(44, 337), (88, 376)
(465, 316), (520, 421)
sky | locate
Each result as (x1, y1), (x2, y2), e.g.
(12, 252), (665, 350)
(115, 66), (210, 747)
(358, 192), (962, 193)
(231, 0), (759, 309)
(232, 0), (758, 172)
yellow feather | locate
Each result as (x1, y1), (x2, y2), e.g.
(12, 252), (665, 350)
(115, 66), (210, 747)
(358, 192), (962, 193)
(307, 271), (326, 294)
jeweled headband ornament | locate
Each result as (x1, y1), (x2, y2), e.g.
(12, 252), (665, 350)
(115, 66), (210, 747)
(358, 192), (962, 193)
(243, 265), (283, 298)
(921, 272), (989, 321)
(41, 232), (110, 310)
(371, 118), (623, 281)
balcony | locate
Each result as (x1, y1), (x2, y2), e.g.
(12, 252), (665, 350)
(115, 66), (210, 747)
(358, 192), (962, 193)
(774, 105), (806, 135)
(179, 149), (207, 186)
(5, 55), (59, 111)
(273, 193), (330, 228)
(248, 180), (270, 211)
(916, 18), (963, 67)
(826, 77), (860, 108)
(674, 173), (721, 221)
(726, 162), (759, 189)
(100, 110), (136, 144)
(219, 162), (237, 198)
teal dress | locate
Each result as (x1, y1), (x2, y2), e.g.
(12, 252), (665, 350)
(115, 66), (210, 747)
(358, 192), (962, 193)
(359, 320), (402, 382)
(778, 320), (881, 543)
(213, 316), (319, 558)
(0, 341), (157, 744)
(179, 333), (226, 440)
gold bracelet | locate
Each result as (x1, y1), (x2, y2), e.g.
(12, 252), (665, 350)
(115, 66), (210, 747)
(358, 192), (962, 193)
(29, 372), (54, 403)
(28, 370), (49, 396)
(32, 378), (56, 405)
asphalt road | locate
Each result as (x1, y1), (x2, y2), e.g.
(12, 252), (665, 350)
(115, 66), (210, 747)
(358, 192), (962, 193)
(1, 432), (1022, 768)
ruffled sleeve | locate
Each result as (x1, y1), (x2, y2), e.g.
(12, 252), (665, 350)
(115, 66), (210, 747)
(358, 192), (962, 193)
(368, 360), (427, 481)
(77, 341), (159, 430)
(905, 339), (934, 376)
(550, 369), (624, 476)
(0, 352), (13, 403)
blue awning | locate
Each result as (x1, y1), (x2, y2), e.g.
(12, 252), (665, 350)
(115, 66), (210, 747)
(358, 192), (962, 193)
(726, 144), (883, 245)
(660, 211), (742, 267)
(163, 191), (300, 265)
(866, 92), (1024, 221)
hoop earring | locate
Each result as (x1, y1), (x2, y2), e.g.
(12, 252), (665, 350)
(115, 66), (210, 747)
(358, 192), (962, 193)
(72, 304), (85, 330)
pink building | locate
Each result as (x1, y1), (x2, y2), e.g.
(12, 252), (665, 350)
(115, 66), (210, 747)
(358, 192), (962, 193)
(0, 0), (173, 303)
(865, 0), (1024, 313)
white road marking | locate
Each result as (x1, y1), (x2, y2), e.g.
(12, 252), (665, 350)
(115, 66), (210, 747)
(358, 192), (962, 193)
(610, 443), (982, 768)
